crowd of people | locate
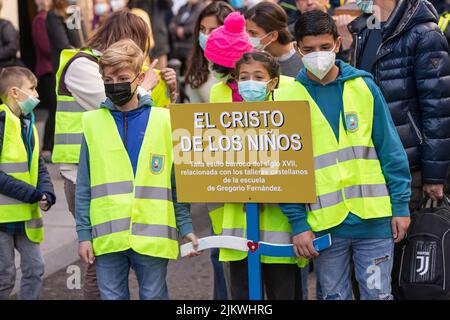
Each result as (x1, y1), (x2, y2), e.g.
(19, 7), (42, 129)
(1, 0), (450, 301)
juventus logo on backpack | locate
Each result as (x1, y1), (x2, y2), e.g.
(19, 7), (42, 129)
(398, 197), (450, 300)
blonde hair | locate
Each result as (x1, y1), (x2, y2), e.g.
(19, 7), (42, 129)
(99, 39), (144, 76)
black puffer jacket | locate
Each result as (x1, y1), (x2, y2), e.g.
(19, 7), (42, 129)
(349, 0), (450, 185)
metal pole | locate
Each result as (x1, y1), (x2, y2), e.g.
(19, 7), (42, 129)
(246, 203), (263, 300)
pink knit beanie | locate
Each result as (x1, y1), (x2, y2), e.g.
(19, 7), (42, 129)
(204, 12), (253, 68)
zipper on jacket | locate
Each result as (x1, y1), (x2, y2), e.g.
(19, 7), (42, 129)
(123, 112), (128, 151)
(398, 243), (406, 288)
(407, 111), (423, 145)
(443, 229), (449, 291)
(352, 35), (360, 67)
(370, 1), (420, 67)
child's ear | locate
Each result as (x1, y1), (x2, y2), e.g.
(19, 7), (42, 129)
(8, 87), (20, 100)
(335, 37), (342, 53)
(271, 31), (279, 43)
(268, 77), (279, 92)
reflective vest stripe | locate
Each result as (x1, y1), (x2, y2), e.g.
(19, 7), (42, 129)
(339, 146), (378, 162)
(314, 146), (378, 170)
(131, 223), (178, 240)
(221, 228), (291, 244)
(0, 194), (24, 205)
(0, 162), (29, 173)
(92, 217), (131, 239)
(90, 183), (172, 200)
(345, 183), (389, 199)
(57, 101), (85, 113)
(26, 218), (43, 229)
(91, 181), (134, 199)
(307, 183), (389, 211)
(260, 230), (291, 244)
(307, 190), (343, 211)
(54, 133), (83, 145)
(221, 228), (245, 238)
(135, 186), (173, 201)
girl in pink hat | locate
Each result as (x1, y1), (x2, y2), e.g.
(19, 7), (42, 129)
(204, 12), (253, 102)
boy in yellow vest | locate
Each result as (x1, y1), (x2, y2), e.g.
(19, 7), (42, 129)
(75, 39), (199, 300)
(276, 11), (411, 300)
(0, 67), (56, 300)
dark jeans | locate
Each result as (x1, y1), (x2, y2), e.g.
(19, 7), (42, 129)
(211, 247), (228, 300)
(36, 73), (57, 152)
(229, 259), (302, 300)
(63, 175), (100, 300)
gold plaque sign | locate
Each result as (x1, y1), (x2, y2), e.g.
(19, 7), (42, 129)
(170, 101), (316, 203)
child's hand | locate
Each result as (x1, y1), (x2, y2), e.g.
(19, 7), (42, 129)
(160, 68), (178, 103)
(39, 194), (50, 211)
(182, 233), (202, 257)
(141, 59), (160, 92)
(78, 241), (95, 264)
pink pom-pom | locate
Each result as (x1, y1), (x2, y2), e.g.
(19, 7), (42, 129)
(224, 12), (245, 34)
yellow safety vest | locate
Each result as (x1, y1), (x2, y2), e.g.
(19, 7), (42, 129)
(209, 75), (295, 103)
(220, 204), (306, 266)
(142, 66), (171, 108)
(208, 75), (303, 265)
(82, 107), (178, 258)
(53, 49), (171, 164)
(275, 78), (392, 232)
(53, 49), (99, 164)
(439, 13), (450, 32)
(0, 104), (43, 243)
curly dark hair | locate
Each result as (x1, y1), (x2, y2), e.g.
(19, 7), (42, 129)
(185, 1), (234, 89)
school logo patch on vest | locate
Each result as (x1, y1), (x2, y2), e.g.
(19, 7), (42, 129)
(345, 112), (359, 132)
(150, 154), (165, 174)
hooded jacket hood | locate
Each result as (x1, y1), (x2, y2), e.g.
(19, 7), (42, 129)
(296, 60), (374, 131)
(296, 59), (373, 86)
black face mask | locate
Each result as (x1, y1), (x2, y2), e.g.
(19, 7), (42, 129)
(104, 75), (139, 106)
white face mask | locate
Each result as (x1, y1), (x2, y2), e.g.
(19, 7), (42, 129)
(300, 44), (337, 80)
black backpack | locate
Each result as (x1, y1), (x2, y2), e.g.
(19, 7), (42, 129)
(398, 198), (450, 300)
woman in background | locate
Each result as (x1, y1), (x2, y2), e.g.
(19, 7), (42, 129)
(32, 0), (56, 161)
(46, 0), (87, 71)
(185, 1), (234, 103)
(245, 1), (303, 78)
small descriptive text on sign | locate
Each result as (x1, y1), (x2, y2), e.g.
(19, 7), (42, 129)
(170, 101), (316, 203)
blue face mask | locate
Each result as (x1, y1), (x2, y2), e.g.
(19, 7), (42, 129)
(198, 32), (208, 50)
(238, 80), (269, 102)
(356, 0), (373, 14)
(17, 93), (40, 116)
